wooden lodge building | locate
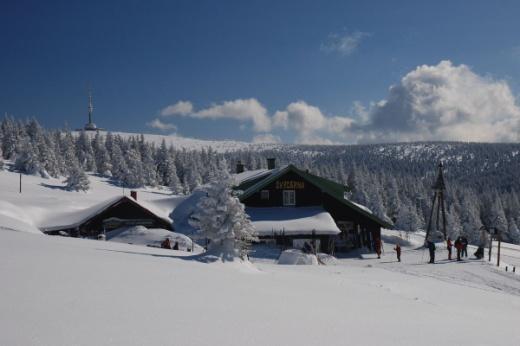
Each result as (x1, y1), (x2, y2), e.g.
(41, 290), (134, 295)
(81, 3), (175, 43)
(40, 195), (172, 237)
(234, 159), (392, 254)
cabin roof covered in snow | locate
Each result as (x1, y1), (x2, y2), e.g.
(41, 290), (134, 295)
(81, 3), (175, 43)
(246, 206), (341, 236)
(236, 164), (392, 229)
(39, 196), (172, 232)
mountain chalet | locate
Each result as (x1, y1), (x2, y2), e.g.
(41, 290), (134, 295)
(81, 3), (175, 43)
(234, 159), (392, 254)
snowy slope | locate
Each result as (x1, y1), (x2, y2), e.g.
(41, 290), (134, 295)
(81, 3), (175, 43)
(80, 131), (283, 153)
(1, 230), (520, 346)
(0, 168), (185, 233)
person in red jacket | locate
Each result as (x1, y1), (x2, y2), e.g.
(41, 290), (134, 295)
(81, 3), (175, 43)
(446, 238), (453, 260)
(394, 243), (401, 262)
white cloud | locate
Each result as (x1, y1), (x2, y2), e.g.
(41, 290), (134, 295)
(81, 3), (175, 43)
(321, 31), (371, 56)
(152, 61), (520, 144)
(272, 101), (353, 143)
(358, 60), (520, 142)
(160, 100), (193, 116)
(147, 118), (177, 132)
(252, 134), (282, 144)
(273, 101), (326, 134)
(160, 98), (271, 132)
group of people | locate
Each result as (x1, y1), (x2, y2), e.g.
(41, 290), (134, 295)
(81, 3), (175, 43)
(447, 236), (469, 261)
(161, 237), (179, 250)
(426, 235), (472, 263)
(374, 237), (401, 262)
(387, 234), (475, 264)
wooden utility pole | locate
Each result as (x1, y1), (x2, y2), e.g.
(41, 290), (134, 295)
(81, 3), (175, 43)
(497, 233), (502, 267)
(425, 162), (447, 243)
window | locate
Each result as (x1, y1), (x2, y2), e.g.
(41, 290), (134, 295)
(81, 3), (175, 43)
(283, 190), (295, 206)
(260, 190), (270, 200)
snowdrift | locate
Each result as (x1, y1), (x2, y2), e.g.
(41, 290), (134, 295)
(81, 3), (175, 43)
(0, 200), (42, 235)
(106, 226), (202, 252)
(277, 249), (319, 265)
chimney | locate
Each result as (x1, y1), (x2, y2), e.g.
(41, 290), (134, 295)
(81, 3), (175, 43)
(130, 190), (137, 200)
(236, 161), (245, 174)
(267, 158), (276, 170)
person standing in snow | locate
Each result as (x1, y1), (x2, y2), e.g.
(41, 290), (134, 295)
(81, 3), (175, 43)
(427, 241), (436, 264)
(446, 238), (453, 260)
(375, 237), (382, 259)
(455, 237), (463, 261)
(394, 243), (401, 262)
(461, 236), (469, 258)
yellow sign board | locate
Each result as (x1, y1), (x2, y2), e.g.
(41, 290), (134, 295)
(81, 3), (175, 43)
(275, 180), (305, 189)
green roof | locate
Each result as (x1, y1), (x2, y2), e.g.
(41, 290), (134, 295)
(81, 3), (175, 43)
(237, 164), (393, 229)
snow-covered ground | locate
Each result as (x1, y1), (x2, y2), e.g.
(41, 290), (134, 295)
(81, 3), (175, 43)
(84, 131), (283, 153)
(2, 169), (520, 345)
(1, 227), (520, 345)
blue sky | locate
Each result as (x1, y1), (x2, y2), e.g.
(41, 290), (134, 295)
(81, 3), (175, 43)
(1, 0), (520, 143)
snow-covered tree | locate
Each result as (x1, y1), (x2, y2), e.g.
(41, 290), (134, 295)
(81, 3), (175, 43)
(65, 164), (90, 192)
(93, 132), (112, 176)
(123, 147), (145, 187)
(14, 139), (42, 175)
(76, 131), (96, 172)
(189, 164), (257, 260)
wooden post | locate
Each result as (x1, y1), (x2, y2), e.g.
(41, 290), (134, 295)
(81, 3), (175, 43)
(19, 173), (22, 193)
(488, 235), (492, 262)
(497, 235), (501, 267)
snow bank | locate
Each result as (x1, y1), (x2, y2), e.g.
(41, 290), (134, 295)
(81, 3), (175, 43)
(106, 226), (202, 252)
(277, 249), (318, 265)
(0, 213), (42, 235)
(0, 201), (42, 234)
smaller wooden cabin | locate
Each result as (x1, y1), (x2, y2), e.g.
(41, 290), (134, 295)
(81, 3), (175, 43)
(40, 195), (172, 237)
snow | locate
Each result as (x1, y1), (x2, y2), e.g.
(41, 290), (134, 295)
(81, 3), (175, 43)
(0, 168), (179, 233)
(89, 131), (282, 153)
(245, 206), (341, 236)
(1, 229), (520, 345)
(277, 249), (319, 265)
(106, 225), (203, 252)
(233, 169), (271, 185)
(0, 213), (42, 235)
(351, 201), (374, 214)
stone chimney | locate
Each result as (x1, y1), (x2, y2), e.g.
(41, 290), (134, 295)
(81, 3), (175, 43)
(236, 161), (245, 174)
(267, 158), (276, 170)
(130, 190), (137, 200)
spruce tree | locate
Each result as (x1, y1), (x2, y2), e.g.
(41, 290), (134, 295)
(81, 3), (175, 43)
(189, 163), (257, 260)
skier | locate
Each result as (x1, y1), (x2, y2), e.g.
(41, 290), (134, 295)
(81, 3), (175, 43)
(454, 236), (463, 261)
(394, 243), (401, 262)
(427, 241), (436, 264)
(461, 236), (469, 258)
(446, 238), (453, 260)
